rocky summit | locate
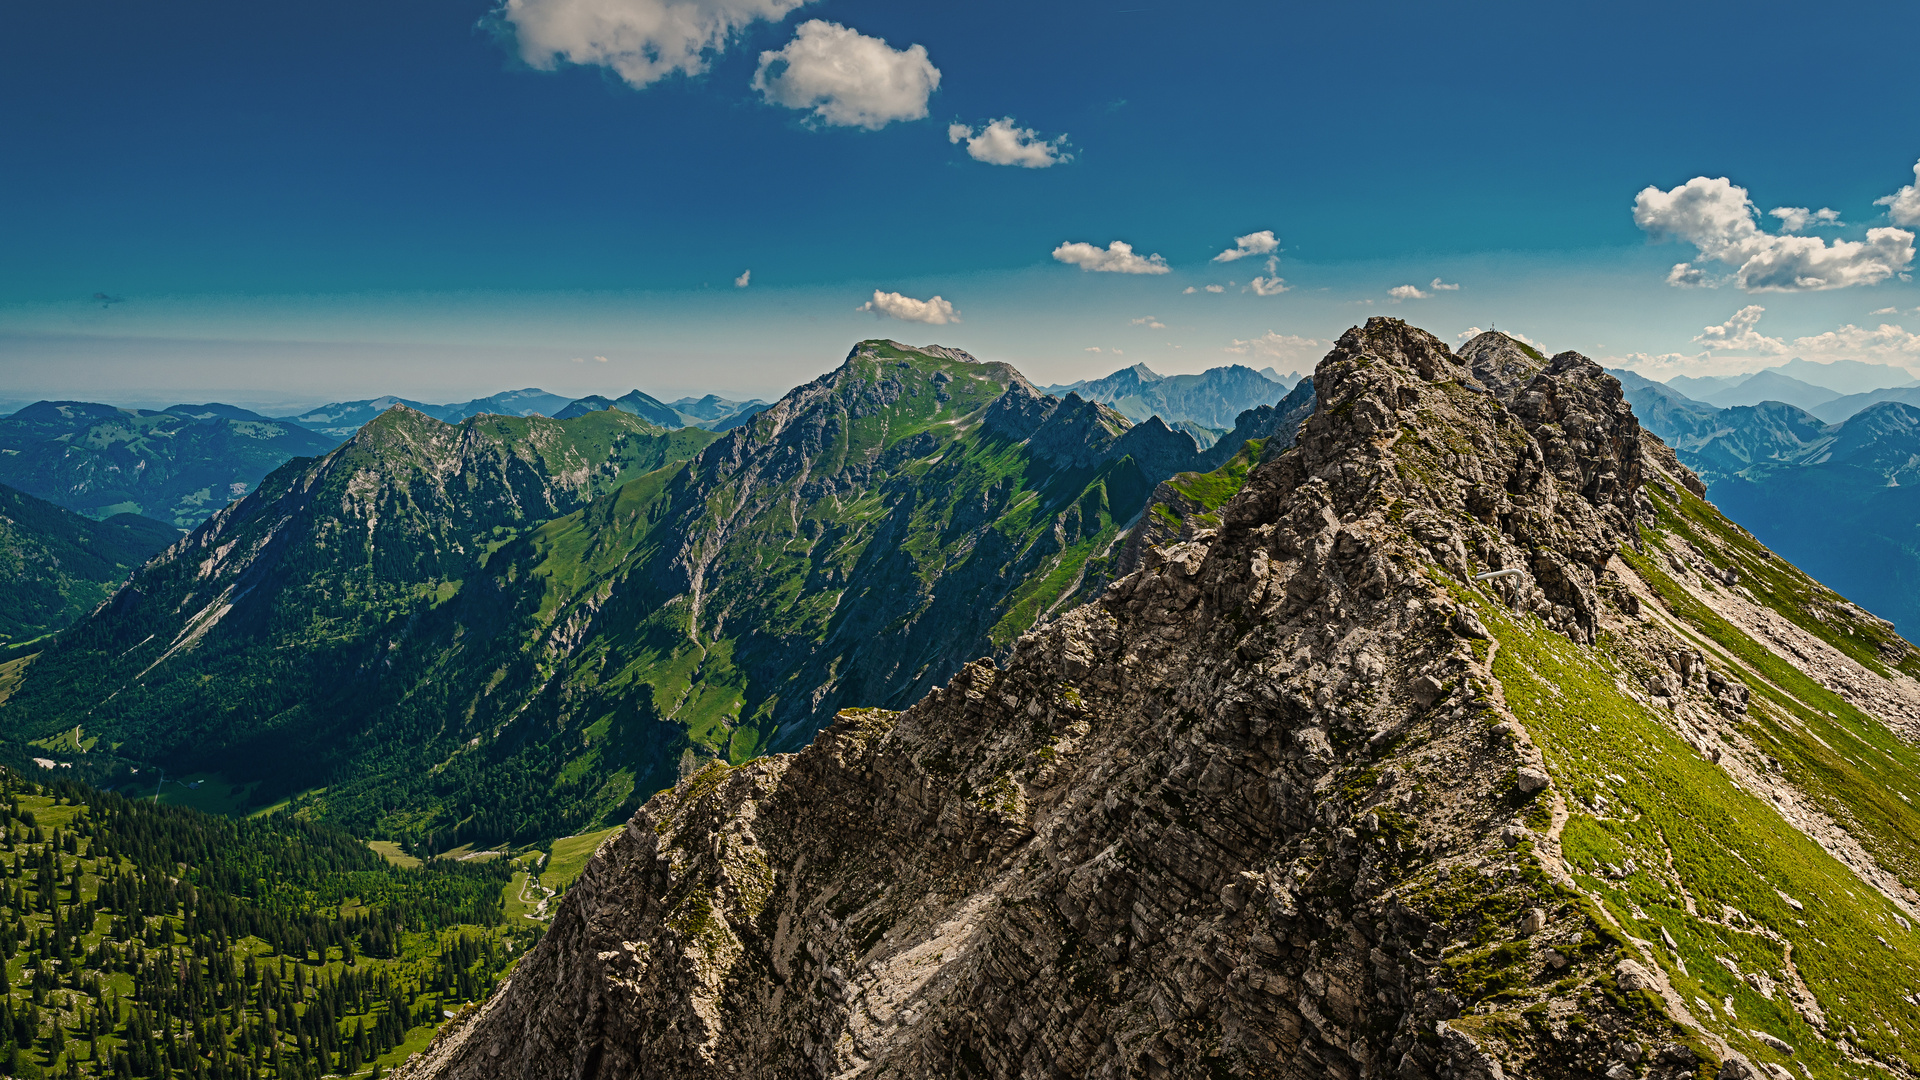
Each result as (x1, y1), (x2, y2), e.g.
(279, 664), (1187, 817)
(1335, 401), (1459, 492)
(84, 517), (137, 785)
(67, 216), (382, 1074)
(400, 319), (1920, 1079)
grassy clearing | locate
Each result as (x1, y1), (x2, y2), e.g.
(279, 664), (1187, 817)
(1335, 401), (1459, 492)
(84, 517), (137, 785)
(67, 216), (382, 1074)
(370, 839), (424, 869)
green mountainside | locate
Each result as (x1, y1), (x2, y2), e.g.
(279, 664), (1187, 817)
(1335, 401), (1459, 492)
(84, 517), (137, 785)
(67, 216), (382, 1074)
(0, 486), (177, 650)
(0, 403), (339, 528)
(0, 408), (717, 831)
(0, 341), (1270, 854)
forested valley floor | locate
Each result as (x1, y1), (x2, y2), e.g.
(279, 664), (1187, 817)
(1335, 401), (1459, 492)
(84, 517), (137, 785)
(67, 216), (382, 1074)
(0, 770), (545, 1079)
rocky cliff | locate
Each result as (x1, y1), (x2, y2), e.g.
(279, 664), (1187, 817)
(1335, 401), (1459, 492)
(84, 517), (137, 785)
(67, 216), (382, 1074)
(397, 319), (1920, 1079)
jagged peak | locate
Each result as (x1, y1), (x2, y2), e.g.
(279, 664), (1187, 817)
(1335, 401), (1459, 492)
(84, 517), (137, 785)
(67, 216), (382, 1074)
(1458, 328), (1549, 401)
(1125, 361), (1163, 381)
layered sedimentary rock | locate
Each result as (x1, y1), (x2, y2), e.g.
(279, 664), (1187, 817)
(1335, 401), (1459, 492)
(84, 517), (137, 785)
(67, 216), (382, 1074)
(402, 319), (1920, 1079)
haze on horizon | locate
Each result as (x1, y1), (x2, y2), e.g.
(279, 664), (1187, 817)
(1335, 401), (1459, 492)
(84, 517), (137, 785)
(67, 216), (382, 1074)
(2, 0), (1917, 408)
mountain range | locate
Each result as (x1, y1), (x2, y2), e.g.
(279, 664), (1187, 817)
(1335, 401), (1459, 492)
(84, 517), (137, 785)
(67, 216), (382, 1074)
(0, 400), (339, 528)
(1041, 361), (1296, 445)
(1665, 357), (1920, 417)
(281, 389), (770, 439)
(391, 321), (1920, 1080)
(1617, 369), (1920, 635)
(0, 342), (1310, 855)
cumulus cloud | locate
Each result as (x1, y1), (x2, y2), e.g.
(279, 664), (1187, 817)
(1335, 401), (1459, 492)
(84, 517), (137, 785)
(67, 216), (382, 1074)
(734, 269), (751, 288)
(1212, 230), (1279, 263)
(1633, 174), (1915, 291)
(1429, 277), (1460, 291)
(1205, 284), (1225, 293)
(1051, 240), (1169, 274)
(1688, 304), (1920, 363)
(753, 20), (939, 129)
(499, 0), (808, 88)
(1225, 331), (1325, 364)
(947, 118), (1069, 168)
(1665, 262), (1719, 288)
(1769, 206), (1842, 232)
(1388, 284), (1428, 301)
(1871, 307), (1898, 316)
(595, 355), (611, 363)
(1695, 305), (1789, 354)
(859, 290), (958, 324)
(1130, 316), (1167, 329)
(1877, 159), (1920, 226)
(1247, 277), (1289, 296)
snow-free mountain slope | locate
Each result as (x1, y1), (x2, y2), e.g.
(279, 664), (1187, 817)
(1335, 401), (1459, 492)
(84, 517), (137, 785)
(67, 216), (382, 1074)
(0, 483), (177, 647)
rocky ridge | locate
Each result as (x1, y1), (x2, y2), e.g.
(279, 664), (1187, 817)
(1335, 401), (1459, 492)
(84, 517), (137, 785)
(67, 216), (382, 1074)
(393, 318), (1920, 1079)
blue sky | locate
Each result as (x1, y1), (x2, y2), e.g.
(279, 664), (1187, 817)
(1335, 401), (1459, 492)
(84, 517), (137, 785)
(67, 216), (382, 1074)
(3, 0), (1918, 408)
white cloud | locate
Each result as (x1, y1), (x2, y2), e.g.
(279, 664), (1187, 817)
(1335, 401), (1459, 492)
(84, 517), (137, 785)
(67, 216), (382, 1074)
(947, 117), (1069, 168)
(1429, 277), (1461, 291)
(734, 269), (751, 288)
(1694, 305), (1789, 355)
(594, 355), (611, 363)
(1204, 284), (1225, 293)
(1876, 159), (1920, 226)
(499, 0), (808, 88)
(1768, 206), (1842, 232)
(1688, 304), (1920, 363)
(1182, 287), (1195, 294)
(1212, 230), (1279, 263)
(1130, 316), (1167, 329)
(1872, 307), (1898, 315)
(859, 290), (958, 324)
(1247, 276), (1289, 296)
(1633, 174), (1915, 291)
(1790, 321), (1920, 361)
(1084, 347), (1103, 353)
(1051, 240), (1169, 274)
(1388, 284), (1428, 300)
(1225, 331), (1325, 364)
(1665, 262), (1719, 288)
(753, 20), (938, 129)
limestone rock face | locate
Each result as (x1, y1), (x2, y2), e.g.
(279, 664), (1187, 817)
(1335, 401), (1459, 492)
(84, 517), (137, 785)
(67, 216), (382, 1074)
(396, 319), (1703, 1078)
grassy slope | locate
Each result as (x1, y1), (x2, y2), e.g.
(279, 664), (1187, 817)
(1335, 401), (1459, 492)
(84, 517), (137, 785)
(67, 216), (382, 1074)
(1454, 472), (1920, 1078)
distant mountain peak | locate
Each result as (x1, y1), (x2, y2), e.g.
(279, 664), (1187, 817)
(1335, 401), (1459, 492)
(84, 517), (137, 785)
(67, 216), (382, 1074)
(1126, 361), (1163, 381)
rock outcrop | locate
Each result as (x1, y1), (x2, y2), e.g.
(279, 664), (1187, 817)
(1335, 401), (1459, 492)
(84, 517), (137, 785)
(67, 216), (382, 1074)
(396, 320), (1721, 1078)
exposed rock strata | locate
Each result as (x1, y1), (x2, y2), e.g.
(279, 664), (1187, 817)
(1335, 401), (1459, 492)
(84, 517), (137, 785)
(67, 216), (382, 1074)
(399, 320), (1721, 1079)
